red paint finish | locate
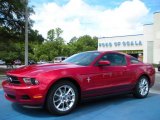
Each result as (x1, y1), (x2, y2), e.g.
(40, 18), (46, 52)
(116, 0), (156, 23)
(2, 51), (155, 106)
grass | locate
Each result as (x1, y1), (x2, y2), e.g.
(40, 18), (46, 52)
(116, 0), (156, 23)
(0, 68), (10, 75)
(152, 64), (160, 68)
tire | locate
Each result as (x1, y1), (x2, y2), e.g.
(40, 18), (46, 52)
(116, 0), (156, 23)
(133, 76), (149, 98)
(46, 80), (78, 115)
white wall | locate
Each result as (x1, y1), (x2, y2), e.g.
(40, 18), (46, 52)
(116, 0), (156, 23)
(143, 24), (154, 63)
(98, 35), (144, 51)
(153, 12), (160, 64)
(98, 12), (160, 64)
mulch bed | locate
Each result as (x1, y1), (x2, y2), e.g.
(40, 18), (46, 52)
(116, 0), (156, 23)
(0, 68), (10, 75)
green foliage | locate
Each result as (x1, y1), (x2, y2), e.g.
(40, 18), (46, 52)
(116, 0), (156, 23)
(32, 30), (98, 61)
(33, 37), (66, 61)
(0, 29), (44, 63)
(47, 29), (55, 41)
(0, 0), (34, 36)
(55, 27), (63, 38)
(39, 54), (49, 61)
(47, 28), (63, 41)
(0, 68), (11, 75)
(0, 27), (98, 63)
(0, 0), (44, 63)
(152, 64), (159, 68)
(0, 32), (98, 63)
(0, 0), (98, 63)
(67, 35), (98, 55)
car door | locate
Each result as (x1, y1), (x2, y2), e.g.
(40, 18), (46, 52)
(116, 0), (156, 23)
(94, 53), (131, 93)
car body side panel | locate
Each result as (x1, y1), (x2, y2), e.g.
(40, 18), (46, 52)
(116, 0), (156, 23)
(126, 55), (155, 87)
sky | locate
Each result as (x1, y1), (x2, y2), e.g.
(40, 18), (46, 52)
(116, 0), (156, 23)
(29, 0), (160, 42)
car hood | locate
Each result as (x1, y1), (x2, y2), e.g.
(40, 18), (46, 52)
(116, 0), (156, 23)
(7, 63), (82, 77)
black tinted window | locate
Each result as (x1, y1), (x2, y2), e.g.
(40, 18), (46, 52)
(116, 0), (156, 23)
(130, 57), (140, 64)
(100, 53), (126, 66)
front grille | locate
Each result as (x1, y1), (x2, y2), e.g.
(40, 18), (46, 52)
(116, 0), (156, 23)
(7, 76), (21, 84)
(7, 94), (16, 99)
(21, 95), (30, 100)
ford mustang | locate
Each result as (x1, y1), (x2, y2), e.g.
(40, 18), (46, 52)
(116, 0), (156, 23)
(2, 51), (155, 115)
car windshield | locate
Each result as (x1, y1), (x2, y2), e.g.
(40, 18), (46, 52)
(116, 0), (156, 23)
(63, 52), (100, 66)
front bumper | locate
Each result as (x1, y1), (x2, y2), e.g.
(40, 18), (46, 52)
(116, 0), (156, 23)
(2, 80), (45, 106)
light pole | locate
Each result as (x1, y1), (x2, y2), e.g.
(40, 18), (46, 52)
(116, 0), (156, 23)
(24, 0), (28, 65)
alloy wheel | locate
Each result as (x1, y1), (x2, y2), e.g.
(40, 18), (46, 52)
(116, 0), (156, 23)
(53, 85), (75, 112)
(139, 78), (149, 96)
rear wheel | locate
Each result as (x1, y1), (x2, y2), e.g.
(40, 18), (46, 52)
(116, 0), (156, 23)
(133, 76), (149, 98)
(46, 81), (78, 115)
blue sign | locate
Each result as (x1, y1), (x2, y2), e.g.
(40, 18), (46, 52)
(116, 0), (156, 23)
(99, 40), (142, 48)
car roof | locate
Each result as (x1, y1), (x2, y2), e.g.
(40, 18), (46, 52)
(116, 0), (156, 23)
(55, 56), (66, 58)
(85, 50), (130, 56)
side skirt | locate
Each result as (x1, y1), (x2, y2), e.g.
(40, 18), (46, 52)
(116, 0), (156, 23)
(81, 90), (133, 102)
(81, 84), (135, 100)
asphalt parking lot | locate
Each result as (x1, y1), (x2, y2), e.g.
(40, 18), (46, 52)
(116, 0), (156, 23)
(0, 73), (160, 120)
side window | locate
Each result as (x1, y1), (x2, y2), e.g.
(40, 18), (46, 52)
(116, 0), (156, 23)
(130, 57), (140, 64)
(100, 53), (126, 66)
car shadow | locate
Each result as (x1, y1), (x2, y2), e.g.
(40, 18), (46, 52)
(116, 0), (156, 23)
(11, 93), (159, 119)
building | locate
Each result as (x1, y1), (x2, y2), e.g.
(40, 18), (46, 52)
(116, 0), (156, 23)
(98, 12), (160, 64)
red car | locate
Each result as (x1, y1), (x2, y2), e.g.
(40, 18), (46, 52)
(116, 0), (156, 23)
(2, 51), (155, 115)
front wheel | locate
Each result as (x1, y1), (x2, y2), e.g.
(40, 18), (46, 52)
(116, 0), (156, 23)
(133, 76), (149, 98)
(46, 81), (78, 115)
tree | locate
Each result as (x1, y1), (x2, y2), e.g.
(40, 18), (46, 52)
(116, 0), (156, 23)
(33, 38), (66, 61)
(47, 28), (63, 41)
(0, 0), (44, 63)
(0, 30), (44, 62)
(55, 27), (63, 38)
(29, 29), (44, 44)
(67, 35), (98, 55)
(0, 0), (34, 34)
(31, 28), (65, 61)
(47, 29), (55, 41)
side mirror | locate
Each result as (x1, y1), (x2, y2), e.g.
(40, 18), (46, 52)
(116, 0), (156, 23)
(98, 60), (110, 66)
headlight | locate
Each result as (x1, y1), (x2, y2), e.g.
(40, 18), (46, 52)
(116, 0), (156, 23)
(23, 78), (39, 85)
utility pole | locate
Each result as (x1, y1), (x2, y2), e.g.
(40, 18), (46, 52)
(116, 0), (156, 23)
(25, 0), (28, 65)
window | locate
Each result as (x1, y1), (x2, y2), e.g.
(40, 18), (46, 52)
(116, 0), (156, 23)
(63, 52), (101, 66)
(99, 53), (126, 66)
(130, 57), (140, 64)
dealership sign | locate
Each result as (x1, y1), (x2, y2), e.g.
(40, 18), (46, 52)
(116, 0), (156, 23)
(99, 40), (143, 48)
